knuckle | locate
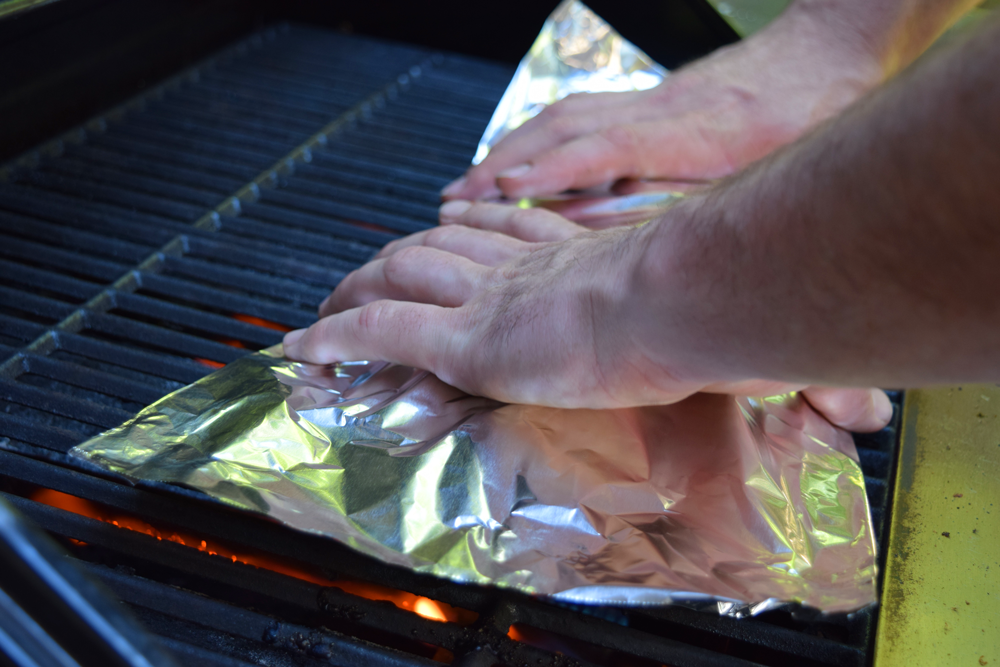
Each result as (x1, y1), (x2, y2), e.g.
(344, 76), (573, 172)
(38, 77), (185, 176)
(547, 115), (582, 140)
(356, 301), (388, 336)
(425, 226), (456, 246)
(538, 100), (568, 119)
(382, 247), (421, 285)
(377, 239), (398, 257)
(393, 244), (425, 262)
(507, 209), (543, 237)
(508, 208), (535, 227)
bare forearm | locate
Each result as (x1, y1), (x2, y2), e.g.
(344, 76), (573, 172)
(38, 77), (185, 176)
(777, 0), (981, 76)
(638, 13), (1000, 388)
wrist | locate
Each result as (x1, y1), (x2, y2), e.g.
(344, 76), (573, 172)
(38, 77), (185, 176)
(761, 1), (885, 88)
(775, 0), (979, 80)
(626, 197), (758, 388)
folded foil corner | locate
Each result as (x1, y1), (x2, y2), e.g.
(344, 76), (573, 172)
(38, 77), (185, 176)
(473, 0), (669, 165)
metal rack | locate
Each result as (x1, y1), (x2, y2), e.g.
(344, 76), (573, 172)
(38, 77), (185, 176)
(0, 24), (900, 667)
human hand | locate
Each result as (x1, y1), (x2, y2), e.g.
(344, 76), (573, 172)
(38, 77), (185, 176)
(443, 5), (881, 200)
(284, 202), (891, 431)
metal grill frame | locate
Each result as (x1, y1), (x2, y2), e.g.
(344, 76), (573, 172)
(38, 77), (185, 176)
(0, 24), (901, 667)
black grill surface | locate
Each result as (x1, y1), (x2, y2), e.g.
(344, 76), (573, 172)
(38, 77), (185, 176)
(0, 24), (901, 667)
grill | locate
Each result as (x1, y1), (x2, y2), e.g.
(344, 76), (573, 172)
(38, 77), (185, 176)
(0, 21), (902, 667)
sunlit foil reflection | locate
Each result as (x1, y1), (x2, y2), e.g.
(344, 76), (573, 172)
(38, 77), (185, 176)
(473, 0), (668, 164)
(73, 346), (879, 615)
(29, 488), (477, 626)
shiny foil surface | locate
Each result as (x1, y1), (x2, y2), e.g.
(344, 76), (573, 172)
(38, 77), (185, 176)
(73, 347), (878, 615)
(472, 0), (669, 165)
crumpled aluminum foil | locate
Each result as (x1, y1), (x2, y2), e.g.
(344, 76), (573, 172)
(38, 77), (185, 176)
(524, 189), (685, 228)
(473, 0), (669, 165)
(72, 347), (877, 615)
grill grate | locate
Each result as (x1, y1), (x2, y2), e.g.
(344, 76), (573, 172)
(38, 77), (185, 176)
(0, 24), (900, 667)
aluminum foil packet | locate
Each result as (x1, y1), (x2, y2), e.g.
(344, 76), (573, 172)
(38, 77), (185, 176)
(473, 0), (669, 165)
(72, 347), (877, 616)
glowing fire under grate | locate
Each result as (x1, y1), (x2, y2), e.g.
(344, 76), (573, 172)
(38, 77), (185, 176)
(31, 488), (477, 627)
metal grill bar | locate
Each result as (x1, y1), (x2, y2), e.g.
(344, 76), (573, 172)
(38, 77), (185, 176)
(170, 85), (339, 131)
(0, 263), (100, 303)
(60, 142), (246, 192)
(0, 315), (46, 345)
(51, 332), (208, 385)
(0, 380), (132, 430)
(0, 414), (81, 453)
(142, 96), (320, 141)
(161, 255), (333, 306)
(12, 170), (208, 221)
(0, 287), (75, 322)
(2, 484), (758, 667)
(276, 178), (440, 218)
(258, 189), (433, 234)
(0, 185), (191, 236)
(183, 233), (352, 283)
(137, 274), (314, 330)
(0, 209), (158, 262)
(0, 236), (130, 284)
(85, 312), (249, 364)
(86, 134), (260, 181)
(22, 354), (167, 406)
(88, 564), (443, 667)
(216, 215), (384, 263)
(232, 202), (397, 247)
(40, 158), (226, 208)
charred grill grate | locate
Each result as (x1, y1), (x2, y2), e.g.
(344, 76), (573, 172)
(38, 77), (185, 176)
(0, 24), (900, 667)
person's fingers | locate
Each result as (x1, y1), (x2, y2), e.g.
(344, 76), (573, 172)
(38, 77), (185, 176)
(439, 201), (587, 242)
(440, 175), (502, 201)
(699, 382), (894, 433)
(375, 224), (527, 266)
(801, 387), (893, 433)
(284, 300), (457, 372)
(495, 120), (733, 199)
(442, 91), (652, 200)
(446, 101), (658, 200)
(319, 246), (488, 317)
(488, 91), (651, 155)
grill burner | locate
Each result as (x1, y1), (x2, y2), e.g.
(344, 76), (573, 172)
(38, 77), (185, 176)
(0, 24), (901, 667)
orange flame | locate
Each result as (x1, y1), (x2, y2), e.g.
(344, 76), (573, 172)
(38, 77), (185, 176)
(231, 314), (293, 333)
(194, 313), (292, 368)
(30, 488), (476, 627)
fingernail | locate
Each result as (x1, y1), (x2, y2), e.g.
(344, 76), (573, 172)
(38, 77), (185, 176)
(873, 390), (893, 424)
(283, 328), (306, 351)
(439, 200), (472, 220)
(441, 176), (467, 198)
(497, 163), (532, 179)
